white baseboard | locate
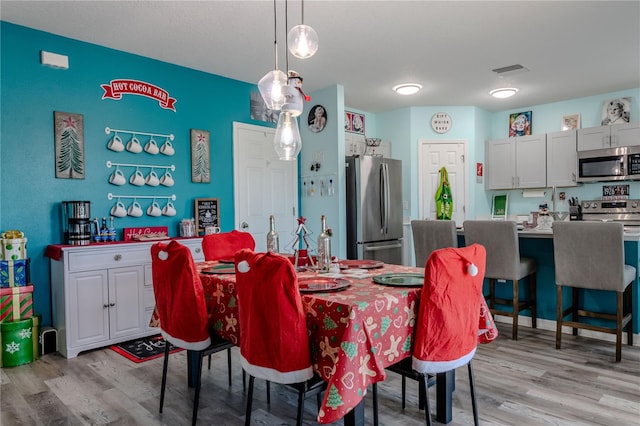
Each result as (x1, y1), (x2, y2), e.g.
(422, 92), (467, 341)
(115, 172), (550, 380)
(493, 314), (639, 347)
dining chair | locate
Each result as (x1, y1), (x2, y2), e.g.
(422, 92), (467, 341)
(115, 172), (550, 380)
(234, 249), (327, 426)
(150, 240), (233, 426)
(202, 230), (256, 261)
(201, 230), (255, 375)
(463, 220), (537, 340)
(411, 219), (458, 267)
(379, 244), (487, 426)
(552, 221), (635, 362)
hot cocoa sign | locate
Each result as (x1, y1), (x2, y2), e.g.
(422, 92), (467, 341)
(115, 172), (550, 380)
(101, 79), (177, 111)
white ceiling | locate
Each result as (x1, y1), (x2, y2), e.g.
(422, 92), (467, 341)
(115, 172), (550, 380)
(2, 1), (639, 113)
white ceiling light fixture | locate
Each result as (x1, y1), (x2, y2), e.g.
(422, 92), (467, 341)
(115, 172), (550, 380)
(393, 83), (422, 96)
(489, 87), (519, 99)
(287, 0), (318, 59)
(258, 0), (288, 110)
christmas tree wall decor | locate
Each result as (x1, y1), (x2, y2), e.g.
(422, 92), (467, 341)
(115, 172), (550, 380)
(54, 111), (85, 179)
(190, 129), (210, 183)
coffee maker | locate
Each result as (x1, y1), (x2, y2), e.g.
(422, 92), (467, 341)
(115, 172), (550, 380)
(62, 201), (91, 245)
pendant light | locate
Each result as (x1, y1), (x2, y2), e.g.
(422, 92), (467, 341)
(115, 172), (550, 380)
(287, 0), (318, 59)
(274, 111), (302, 160)
(258, 0), (288, 110)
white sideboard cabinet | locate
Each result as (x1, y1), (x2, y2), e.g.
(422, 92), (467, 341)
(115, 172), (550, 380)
(577, 122), (640, 151)
(50, 238), (204, 358)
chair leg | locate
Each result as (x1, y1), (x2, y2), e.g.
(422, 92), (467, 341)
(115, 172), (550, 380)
(207, 354), (212, 370)
(296, 388), (305, 426)
(530, 272), (537, 329)
(572, 287), (579, 336)
(556, 285), (563, 350)
(227, 348), (232, 386)
(616, 291), (623, 363)
(512, 279), (519, 341)
(489, 279), (496, 311)
(192, 351), (204, 426)
(422, 374), (432, 426)
(159, 342), (171, 413)
(401, 375), (406, 409)
(266, 380), (271, 404)
(625, 285), (633, 346)
(243, 370), (246, 390)
(245, 375), (255, 426)
(467, 362), (479, 426)
(372, 383), (379, 426)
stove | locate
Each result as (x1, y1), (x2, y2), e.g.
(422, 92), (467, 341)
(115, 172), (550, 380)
(581, 199), (640, 226)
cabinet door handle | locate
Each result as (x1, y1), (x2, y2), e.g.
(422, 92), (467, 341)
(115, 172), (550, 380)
(103, 304), (109, 309)
(114, 254), (122, 261)
(109, 303), (115, 307)
(572, 172), (576, 182)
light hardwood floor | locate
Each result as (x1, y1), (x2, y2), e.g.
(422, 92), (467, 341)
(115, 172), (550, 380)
(2, 323), (639, 425)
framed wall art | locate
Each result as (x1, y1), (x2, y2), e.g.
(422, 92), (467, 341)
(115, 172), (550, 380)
(308, 104), (328, 133)
(561, 113), (580, 131)
(509, 111), (532, 138)
(346, 110), (365, 135)
(54, 111), (85, 179)
(250, 91), (278, 123)
(601, 97), (630, 125)
(191, 129), (210, 183)
(194, 198), (219, 235)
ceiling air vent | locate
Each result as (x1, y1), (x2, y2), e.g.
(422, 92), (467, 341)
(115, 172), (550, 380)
(492, 64), (529, 76)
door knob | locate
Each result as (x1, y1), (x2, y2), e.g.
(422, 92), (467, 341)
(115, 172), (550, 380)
(241, 222), (249, 230)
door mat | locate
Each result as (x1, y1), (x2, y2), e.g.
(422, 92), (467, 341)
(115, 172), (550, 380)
(110, 334), (182, 363)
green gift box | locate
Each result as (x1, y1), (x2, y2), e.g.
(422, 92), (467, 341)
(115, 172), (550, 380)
(0, 318), (34, 367)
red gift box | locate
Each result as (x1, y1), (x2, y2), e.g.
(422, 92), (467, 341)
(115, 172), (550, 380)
(0, 285), (33, 323)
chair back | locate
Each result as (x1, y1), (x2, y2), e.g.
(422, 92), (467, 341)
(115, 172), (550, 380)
(553, 221), (635, 291)
(202, 230), (256, 261)
(235, 250), (313, 384)
(411, 220), (457, 267)
(412, 244), (486, 374)
(463, 220), (522, 280)
(151, 240), (211, 350)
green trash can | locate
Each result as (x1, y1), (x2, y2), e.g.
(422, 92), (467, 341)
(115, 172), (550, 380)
(1, 318), (34, 367)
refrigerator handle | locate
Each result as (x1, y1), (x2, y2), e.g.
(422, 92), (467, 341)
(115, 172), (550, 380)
(379, 164), (385, 234)
(383, 163), (390, 234)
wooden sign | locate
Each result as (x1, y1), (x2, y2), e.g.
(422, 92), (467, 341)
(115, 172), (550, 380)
(195, 198), (219, 235)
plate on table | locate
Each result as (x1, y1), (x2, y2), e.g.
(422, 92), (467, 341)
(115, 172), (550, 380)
(338, 260), (384, 270)
(201, 264), (236, 274)
(372, 273), (424, 287)
(298, 277), (350, 293)
(218, 258), (234, 264)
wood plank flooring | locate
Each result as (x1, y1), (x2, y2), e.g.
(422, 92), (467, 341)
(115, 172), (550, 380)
(2, 323), (639, 425)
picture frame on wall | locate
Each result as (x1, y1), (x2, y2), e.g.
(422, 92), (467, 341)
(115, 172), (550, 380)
(345, 111), (365, 135)
(561, 113), (580, 131)
(54, 111), (85, 179)
(509, 111), (532, 138)
(601, 97), (631, 125)
(190, 129), (210, 183)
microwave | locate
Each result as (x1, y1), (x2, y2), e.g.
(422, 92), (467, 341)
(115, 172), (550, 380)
(577, 145), (640, 182)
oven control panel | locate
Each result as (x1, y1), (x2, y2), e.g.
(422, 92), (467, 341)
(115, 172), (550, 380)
(581, 199), (640, 213)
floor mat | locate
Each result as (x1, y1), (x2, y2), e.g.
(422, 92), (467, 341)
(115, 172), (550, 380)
(110, 334), (182, 363)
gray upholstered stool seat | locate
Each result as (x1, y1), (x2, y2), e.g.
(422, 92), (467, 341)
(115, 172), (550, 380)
(463, 220), (537, 340)
(411, 220), (458, 267)
(552, 221), (635, 362)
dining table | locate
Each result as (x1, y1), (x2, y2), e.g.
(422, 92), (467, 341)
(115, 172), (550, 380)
(166, 259), (497, 425)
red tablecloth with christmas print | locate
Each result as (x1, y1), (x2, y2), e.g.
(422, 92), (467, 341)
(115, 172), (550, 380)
(189, 261), (497, 425)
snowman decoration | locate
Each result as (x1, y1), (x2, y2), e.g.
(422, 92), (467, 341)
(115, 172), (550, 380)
(281, 70), (310, 117)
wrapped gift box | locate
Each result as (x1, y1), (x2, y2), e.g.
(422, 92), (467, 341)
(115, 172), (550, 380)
(0, 259), (30, 288)
(0, 285), (33, 323)
(1, 237), (28, 261)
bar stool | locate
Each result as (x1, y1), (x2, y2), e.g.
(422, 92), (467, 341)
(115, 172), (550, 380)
(463, 220), (537, 340)
(552, 221), (635, 362)
(411, 220), (458, 267)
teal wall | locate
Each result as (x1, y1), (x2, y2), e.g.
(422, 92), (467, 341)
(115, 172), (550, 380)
(2, 21), (639, 328)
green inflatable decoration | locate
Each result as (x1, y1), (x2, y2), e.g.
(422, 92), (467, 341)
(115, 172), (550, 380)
(435, 167), (453, 220)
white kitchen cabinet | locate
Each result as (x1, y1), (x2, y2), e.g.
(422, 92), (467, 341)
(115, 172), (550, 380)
(577, 122), (640, 151)
(486, 134), (546, 190)
(546, 130), (578, 187)
(50, 238), (204, 358)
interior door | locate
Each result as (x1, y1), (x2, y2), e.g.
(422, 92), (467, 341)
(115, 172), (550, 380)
(418, 140), (467, 226)
(234, 122), (298, 252)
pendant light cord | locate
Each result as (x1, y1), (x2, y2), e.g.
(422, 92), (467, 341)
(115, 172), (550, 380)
(301, 0), (305, 24)
(285, 0), (289, 73)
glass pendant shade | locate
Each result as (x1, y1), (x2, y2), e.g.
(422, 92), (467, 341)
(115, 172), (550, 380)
(258, 69), (288, 110)
(274, 111), (302, 160)
(287, 24), (319, 59)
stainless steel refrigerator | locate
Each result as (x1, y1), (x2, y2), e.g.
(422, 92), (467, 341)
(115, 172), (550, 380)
(346, 156), (403, 264)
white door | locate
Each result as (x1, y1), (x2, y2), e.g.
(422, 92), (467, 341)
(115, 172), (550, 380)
(234, 122), (299, 252)
(418, 140), (467, 226)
